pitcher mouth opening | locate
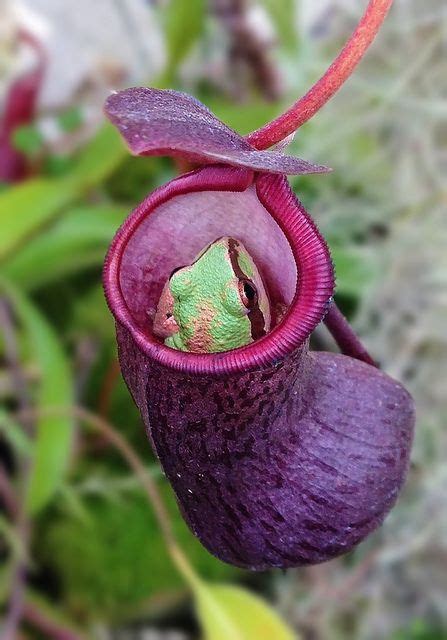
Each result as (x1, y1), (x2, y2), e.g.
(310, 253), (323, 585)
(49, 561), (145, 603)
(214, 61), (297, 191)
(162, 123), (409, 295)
(103, 165), (334, 375)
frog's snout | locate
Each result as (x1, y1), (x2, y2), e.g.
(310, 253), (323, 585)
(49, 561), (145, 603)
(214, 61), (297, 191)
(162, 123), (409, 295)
(153, 280), (179, 339)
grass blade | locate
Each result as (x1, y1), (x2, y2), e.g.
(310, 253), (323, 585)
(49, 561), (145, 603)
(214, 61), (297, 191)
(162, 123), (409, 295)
(2, 280), (74, 513)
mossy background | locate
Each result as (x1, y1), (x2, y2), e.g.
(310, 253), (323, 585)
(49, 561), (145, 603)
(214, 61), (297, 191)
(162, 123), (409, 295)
(1, 1), (446, 638)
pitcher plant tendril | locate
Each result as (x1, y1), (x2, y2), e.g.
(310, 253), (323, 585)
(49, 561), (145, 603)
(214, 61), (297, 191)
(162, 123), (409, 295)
(246, 0), (394, 149)
(102, 0), (414, 570)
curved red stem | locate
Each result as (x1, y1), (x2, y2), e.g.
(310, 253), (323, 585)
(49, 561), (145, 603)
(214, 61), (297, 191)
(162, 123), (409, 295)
(246, 0), (393, 149)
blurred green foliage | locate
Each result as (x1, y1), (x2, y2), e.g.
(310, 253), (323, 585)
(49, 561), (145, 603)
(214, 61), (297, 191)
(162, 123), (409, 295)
(163, 0), (205, 82)
(0, 125), (125, 260)
(3, 281), (73, 514)
(392, 621), (447, 640)
(260, 0), (299, 53)
(37, 486), (239, 621)
(12, 125), (44, 157)
(1, 0), (445, 638)
(0, 6), (304, 630)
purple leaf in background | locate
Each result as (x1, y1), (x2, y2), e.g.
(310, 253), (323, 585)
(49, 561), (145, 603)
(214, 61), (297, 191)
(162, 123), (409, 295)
(105, 88), (330, 175)
(0, 31), (45, 183)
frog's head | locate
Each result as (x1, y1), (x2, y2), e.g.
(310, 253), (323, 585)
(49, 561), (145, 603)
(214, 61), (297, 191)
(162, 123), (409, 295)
(154, 237), (271, 353)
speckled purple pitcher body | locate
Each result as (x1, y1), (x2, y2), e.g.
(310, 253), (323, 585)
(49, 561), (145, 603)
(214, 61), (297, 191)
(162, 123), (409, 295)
(103, 88), (414, 569)
(116, 319), (413, 570)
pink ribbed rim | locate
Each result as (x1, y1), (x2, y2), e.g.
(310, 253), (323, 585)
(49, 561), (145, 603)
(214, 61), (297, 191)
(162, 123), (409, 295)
(103, 165), (334, 375)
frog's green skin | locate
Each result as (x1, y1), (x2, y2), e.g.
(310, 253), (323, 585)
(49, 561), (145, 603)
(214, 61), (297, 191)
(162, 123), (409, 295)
(153, 237), (271, 354)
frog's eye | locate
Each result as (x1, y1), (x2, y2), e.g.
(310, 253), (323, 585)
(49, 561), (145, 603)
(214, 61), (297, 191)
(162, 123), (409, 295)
(238, 279), (258, 309)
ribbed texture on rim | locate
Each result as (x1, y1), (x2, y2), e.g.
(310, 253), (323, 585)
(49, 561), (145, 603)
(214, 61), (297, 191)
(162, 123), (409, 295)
(256, 173), (334, 348)
(103, 165), (334, 375)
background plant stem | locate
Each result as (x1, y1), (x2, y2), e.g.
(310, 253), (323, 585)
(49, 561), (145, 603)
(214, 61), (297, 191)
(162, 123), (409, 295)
(0, 298), (32, 640)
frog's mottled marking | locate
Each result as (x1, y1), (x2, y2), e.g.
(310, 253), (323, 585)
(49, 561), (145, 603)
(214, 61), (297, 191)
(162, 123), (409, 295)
(153, 236), (271, 353)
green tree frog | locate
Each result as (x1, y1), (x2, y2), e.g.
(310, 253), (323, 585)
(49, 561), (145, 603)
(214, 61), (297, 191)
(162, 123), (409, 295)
(153, 237), (271, 353)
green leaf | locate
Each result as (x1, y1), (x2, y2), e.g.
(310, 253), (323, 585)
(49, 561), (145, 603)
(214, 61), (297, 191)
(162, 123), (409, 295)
(1, 280), (74, 513)
(194, 582), (297, 640)
(0, 409), (33, 455)
(12, 125), (44, 156)
(58, 485), (94, 526)
(0, 515), (28, 563)
(330, 244), (380, 298)
(72, 284), (116, 341)
(0, 178), (78, 261)
(164, 0), (205, 79)
(260, 0), (298, 52)
(0, 124), (125, 261)
(39, 485), (240, 621)
(25, 591), (90, 640)
(58, 106), (84, 133)
(173, 547), (295, 640)
(205, 98), (286, 136)
(0, 564), (12, 606)
(66, 123), (125, 190)
(3, 204), (126, 291)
